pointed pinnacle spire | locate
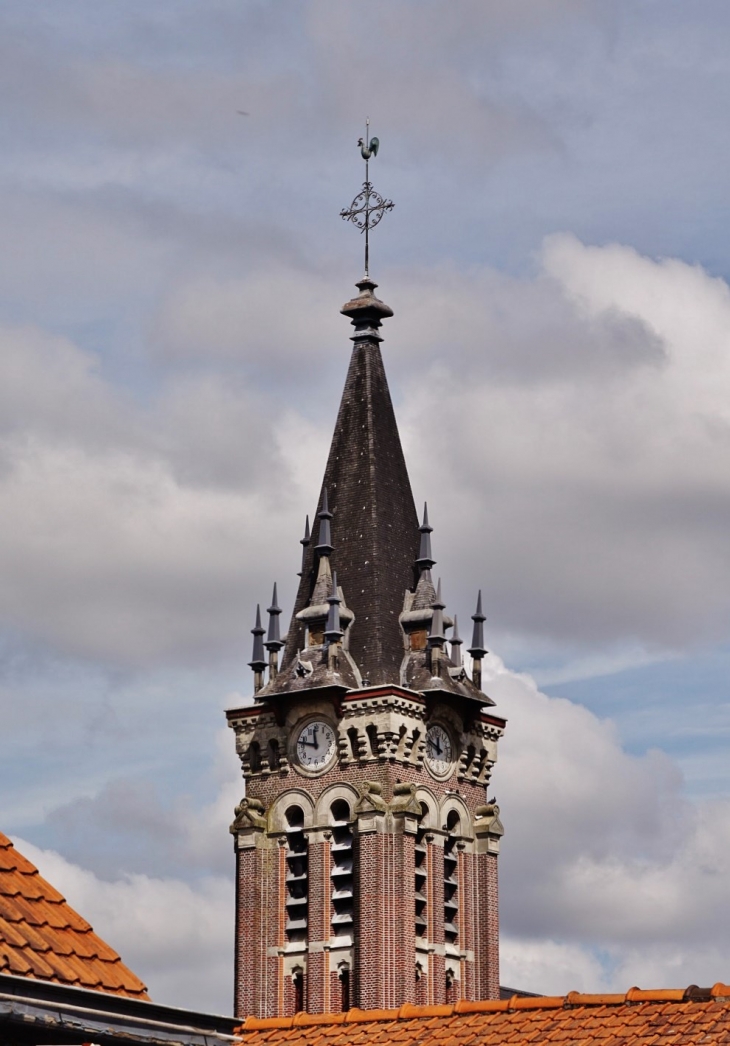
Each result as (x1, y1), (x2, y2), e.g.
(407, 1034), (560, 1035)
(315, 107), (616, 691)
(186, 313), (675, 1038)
(450, 614), (463, 668)
(416, 501), (435, 574)
(265, 583), (283, 652)
(428, 578), (446, 646)
(324, 571), (344, 644)
(468, 590), (487, 660)
(314, 488), (334, 556)
(298, 516), (310, 577)
(248, 605), (267, 693)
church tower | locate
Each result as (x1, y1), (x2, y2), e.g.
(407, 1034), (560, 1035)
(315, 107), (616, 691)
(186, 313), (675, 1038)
(226, 135), (505, 1019)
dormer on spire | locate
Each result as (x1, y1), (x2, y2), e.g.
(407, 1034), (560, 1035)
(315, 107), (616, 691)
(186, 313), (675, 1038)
(416, 502), (435, 575)
(248, 605), (267, 693)
(314, 489), (333, 557)
(265, 583), (284, 681)
(468, 590), (488, 690)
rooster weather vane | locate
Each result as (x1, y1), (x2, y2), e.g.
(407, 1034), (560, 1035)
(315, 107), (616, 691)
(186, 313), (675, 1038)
(340, 118), (394, 277)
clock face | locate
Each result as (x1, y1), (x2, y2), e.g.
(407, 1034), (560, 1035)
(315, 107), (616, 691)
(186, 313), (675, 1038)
(425, 724), (453, 778)
(296, 720), (336, 772)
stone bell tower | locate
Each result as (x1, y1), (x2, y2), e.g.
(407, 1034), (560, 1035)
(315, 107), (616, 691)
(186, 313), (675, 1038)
(226, 273), (506, 1019)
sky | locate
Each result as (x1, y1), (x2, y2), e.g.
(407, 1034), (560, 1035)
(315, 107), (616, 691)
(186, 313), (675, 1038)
(1, 0), (730, 1015)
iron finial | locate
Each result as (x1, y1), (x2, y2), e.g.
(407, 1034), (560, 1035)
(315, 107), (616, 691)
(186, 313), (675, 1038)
(416, 501), (436, 574)
(265, 583), (283, 653)
(468, 590), (487, 661)
(450, 614), (463, 668)
(248, 606), (265, 677)
(340, 118), (394, 277)
(298, 515), (310, 577)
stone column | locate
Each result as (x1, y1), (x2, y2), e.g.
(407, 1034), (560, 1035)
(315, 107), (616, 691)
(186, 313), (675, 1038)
(353, 783), (389, 1010)
(474, 803), (504, 1001)
(230, 798), (273, 1019)
(305, 828), (331, 1013)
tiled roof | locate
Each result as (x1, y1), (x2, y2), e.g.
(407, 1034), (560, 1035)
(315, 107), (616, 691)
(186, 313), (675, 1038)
(236, 985), (730, 1045)
(0, 831), (148, 998)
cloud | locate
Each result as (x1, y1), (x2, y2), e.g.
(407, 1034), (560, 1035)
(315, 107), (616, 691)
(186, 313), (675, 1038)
(485, 655), (730, 991)
(42, 728), (243, 880)
(12, 836), (234, 1015)
(0, 232), (728, 669)
(0, 323), (306, 667)
(396, 235), (730, 653)
(18, 657), (730, 1005)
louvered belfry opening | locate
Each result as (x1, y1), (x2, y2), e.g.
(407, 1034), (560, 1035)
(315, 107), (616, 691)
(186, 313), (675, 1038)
(285, 806), (308, 945)
(415, 803), (429, 946)
(330, 799), (354, 939)
(444, 811), (460, 952)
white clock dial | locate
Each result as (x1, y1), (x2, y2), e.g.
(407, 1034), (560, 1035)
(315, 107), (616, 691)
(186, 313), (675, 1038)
(425, 724), (453, 778)
(296, 720), (336, 772)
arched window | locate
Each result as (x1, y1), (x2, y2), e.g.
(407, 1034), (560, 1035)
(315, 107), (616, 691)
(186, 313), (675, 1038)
(338, 964), (351, 1012)
(268, 738), (280, 771)
(330, 799), (353, 940)
(285, 805), (308, 945)
(292, 967), (304, 1013)
(248, 741), (262, 773)
(414, 802), (429, 942)
(444, 810), (460, 950)
(366, 723), (379, 759)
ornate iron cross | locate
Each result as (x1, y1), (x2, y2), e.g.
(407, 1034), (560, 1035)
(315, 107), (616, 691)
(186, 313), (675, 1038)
(340, 119), (394, 277)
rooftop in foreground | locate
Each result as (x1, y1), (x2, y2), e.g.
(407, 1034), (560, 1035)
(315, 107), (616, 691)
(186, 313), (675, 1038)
(0, 831), (148, 998)
(235, 984), (730, 1045)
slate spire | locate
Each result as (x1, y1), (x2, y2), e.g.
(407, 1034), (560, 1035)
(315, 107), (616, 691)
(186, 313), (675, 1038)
(281, 277), (419, 686)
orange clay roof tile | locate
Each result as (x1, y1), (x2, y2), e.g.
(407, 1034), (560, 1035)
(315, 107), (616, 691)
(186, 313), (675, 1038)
(235, 989), (730, 1046)
(0, 831), (148, 999)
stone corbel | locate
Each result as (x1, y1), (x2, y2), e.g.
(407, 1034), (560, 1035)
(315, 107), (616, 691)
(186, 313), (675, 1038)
(230, 796), (268, 849)
(354, 780), (389, 833)
(390, 782), (421, 834)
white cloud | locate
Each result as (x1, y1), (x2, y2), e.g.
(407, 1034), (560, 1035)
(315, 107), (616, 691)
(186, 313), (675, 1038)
(397, 236), (730, 652)
(16, 659), (730, 1005)
(12, 836), (234, 1015)
(484, 655), (730, 991)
